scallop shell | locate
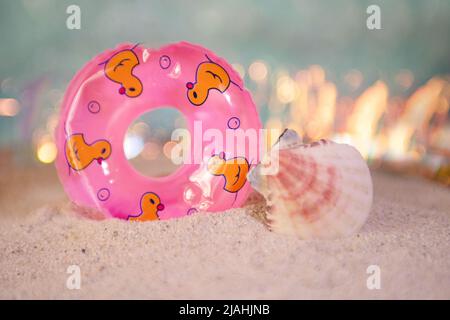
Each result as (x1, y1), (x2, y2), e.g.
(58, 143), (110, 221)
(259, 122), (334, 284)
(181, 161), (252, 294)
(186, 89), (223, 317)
(248, 129), (373, 239)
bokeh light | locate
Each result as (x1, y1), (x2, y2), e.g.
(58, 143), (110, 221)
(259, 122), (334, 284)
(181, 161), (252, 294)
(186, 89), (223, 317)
(123, 134), (145, 160)
(37, 141), (57, 164)
(141, 142), (161, 160)
(163, 140), (178, 160)
(0, 98), (20, 117)
(344, 69), (364, 91)
(248, 61), (268, 83)
(276, 75), (297, 104)
(395, 69), (415, 90)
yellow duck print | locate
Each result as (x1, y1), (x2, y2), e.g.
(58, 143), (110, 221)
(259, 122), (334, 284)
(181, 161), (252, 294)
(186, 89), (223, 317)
(186, 55), (233, 106)
(65, 134), (111, 171)
(207, 153), (250, 193)
(104, 49), (143, 97)
(128, 192), (165, 222)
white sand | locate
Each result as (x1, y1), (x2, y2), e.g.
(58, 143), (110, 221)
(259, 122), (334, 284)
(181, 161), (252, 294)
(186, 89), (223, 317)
(0, 162), (449, 299)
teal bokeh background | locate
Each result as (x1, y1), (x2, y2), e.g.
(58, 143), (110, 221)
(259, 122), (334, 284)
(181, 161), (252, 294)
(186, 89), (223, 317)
(1, 0), (449, 84)
(0, 0), (449, 153)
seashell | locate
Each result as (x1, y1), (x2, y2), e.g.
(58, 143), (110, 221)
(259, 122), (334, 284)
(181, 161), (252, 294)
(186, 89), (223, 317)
(248, 129), (373, 239)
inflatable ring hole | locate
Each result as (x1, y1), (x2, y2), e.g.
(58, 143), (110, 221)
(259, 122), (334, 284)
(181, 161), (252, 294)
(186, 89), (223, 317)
(124, 107), (188, 178)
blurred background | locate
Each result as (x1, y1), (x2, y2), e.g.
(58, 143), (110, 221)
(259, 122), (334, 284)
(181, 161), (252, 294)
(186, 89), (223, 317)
(1, 0), (449, 185)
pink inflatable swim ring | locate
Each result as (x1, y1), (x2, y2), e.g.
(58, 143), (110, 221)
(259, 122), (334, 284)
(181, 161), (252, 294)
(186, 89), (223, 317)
(55, 42), (261, 221)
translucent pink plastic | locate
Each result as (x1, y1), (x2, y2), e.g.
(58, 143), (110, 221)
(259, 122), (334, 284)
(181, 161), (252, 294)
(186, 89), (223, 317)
(55, 42), (261, 221)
